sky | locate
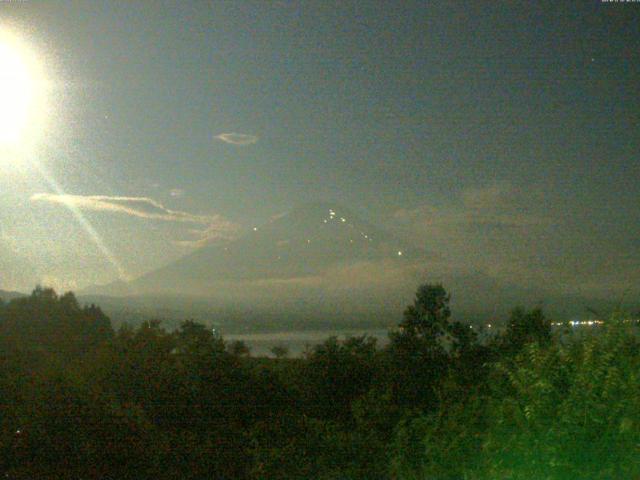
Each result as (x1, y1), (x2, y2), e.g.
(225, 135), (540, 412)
(0, 1), (638, 300)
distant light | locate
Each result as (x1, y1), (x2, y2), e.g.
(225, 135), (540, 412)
(340, 217), (346, 222)
(397, 250), (403, 256)
(323, 219), (327, 223)
(488, 324), (492, 328)
(306, 239), (311, 243)
(253, 227), (258, 231)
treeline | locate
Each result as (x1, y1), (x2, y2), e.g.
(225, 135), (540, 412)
(0, 284), (638, 479)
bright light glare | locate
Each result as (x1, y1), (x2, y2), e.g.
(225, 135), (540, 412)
(0, 43), (32, 143)
(0, 29), (47, 154)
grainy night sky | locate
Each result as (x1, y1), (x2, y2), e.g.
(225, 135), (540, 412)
(0, 1), (638, 301)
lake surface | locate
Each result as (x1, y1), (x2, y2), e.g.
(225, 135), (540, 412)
(225, 328), (390, 356)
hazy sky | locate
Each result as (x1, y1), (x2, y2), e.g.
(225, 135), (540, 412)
(0, 1), (638, 297)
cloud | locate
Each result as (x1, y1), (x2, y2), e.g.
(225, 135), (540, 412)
(392, 184), (561, 290)
(31, 193), (241, 248)
(214, 132), (259, 146)
(321, 259), (425, 292)
(31, 193), (213, 224)
(173, 220), (241, 248)
(394, 184), (552, 231)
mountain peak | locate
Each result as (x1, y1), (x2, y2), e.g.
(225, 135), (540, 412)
(282, 201), (355, 221)
(124, 201), (424, 296)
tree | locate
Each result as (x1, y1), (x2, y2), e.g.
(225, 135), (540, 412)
(399, 283), (451, 340)
(301, 335), (379, 421)
(228, 339), (251, 357)
(387, 283), (454, 409)
(271, 344), (289, 359)
(502, 306), (551, 353)
(391, 317), (640, 479)
(0, 287), (114, 362)
(175, 320), (225, 356)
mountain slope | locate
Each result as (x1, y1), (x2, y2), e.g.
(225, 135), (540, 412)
(0, 289), (26, 302)
(77, 203), (633, 326)
(131, 202), (425, 295)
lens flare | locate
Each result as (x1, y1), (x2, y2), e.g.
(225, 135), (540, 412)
(0, 28), (48, 161)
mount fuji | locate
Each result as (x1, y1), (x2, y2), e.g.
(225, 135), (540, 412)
(79, 202), (428, 325)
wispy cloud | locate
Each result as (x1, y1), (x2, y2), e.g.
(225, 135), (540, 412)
(31, 193), (211, 224)
(173, 220), (241, 248)
(392, 184), (560, 289)
(31, 193), (241, 248)
(214, 132), (259, 146)
(394, 184), (551, 230)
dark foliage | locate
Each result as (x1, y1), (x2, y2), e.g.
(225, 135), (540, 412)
(0, 285), (637, 479)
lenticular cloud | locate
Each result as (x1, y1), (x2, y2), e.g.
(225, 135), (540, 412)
(214, 133), (259, 146)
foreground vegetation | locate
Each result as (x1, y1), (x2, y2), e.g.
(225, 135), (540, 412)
(0, 285), (638, 479)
